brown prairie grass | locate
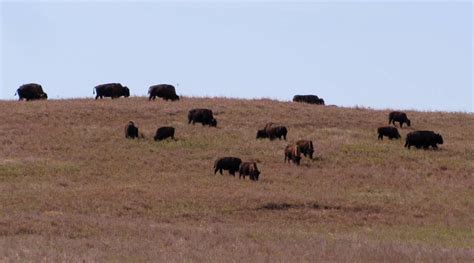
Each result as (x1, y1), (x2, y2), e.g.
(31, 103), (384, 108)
(0, 97), (473, 261)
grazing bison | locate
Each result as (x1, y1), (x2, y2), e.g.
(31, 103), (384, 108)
(214, 157), (242, 176)
(15, 83), (48, 101)
(124, 121), (139, 139)
(405, 130), (443, 150)
(188, 108), (217, 127)
(239, 162), (260, 181)
(296, 140), (314, 159)
(93, 83), (130, 99)
(389, 111), (411, 127)
(148, 84), (179, 101)
(293, 95), (325, 105)
(377, 126), (401, 140)
(154, 126), (175, 141)
(264, 123), (288, 140)
(284, 144), (302, 165)
(256, 129), (268, 139)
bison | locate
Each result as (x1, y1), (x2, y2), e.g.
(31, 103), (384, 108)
(239, 162), (260, 181)
(94, 83), (130, 99)
(188, 108), (217, 127)
(124, 121), (139, 139)
(154, 126), (175, 141)
(389, 111), (411, 127)
(214, 157), (242, 176)
(405, 130), (443, 150)
(293, 95), (325, 105)
(15, 83), (48, 101)
(148, 84), (179, 101)
(284, 144), (302, 165)
(296, 140), (314, 159)
(264, 122), (288, 140)
(377, 126), (401, 140)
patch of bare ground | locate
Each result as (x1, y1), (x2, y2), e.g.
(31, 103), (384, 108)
(0, 97), (473, 261)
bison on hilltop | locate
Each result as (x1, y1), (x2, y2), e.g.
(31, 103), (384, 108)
(264, 122), (288, 141)
(296, 140), (314, 159)
(148, 84), (179, 101)
(405, 130), (443, 150)
(239, 162), (260, 181)
(154, 126), (175, 141)
(293, 95), (325, 105)
(389, 111), (411, 128)
(377, 126), (401, 140)
(284, 144), (302, 165)
(214, 157), (242, 176)
(15, 83), (48, 101)
(125, 121), (139, 139)
(188, 108), (217, 127)
(94, 83), (130, 100)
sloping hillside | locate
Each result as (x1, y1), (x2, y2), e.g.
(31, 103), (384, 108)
(0, 97), (473, 261)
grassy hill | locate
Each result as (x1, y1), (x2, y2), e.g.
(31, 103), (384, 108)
(0, 97), (473, 261)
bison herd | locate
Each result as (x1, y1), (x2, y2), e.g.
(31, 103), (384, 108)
(14, 83), (445, 182)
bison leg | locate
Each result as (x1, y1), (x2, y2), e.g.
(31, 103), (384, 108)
(219, 168), (223, 175)
(283, 135), (287, 140)
(230, 170), (236, 176)
(214, 167), (219, 175)
(378, 134), (383, 140)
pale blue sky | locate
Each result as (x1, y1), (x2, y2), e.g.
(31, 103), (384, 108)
(1, 1), (472, 112)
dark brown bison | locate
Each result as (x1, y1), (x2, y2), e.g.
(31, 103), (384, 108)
(94, 83), (130, 99)
(405, 130), (443, 150)
(15, 83), (48, 101)
(264, 123), (288, 140)
(256, 129), (268, 139)
(188, 108), (217, 127)
(293, 95), (325, 105)
(377, 126), (401, 140)
(214, 157), (242, 176)
(239, 162), (260, 181)
(284, 144), (301, 165)
(154, 127), (175, 141)
(296, 140), (314, 159)
(148, 84), (179, 101)
(124, 121), (139, 139)
(389, 111), (411, 127)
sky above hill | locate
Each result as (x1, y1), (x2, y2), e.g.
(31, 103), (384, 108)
(1, 1), (472, 112)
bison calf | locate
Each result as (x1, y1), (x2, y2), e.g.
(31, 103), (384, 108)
(239, 162), (261, 181)
(296, 140), (314, 159)
(214, 157), (242, 176)
(125, 121), (139, 139)
(389, 111), (411, 128)
(284, 144), (302, 165)
(405, 130), (443, 150)
(377, 126), (401, 140)
(154, 126), (175, 141)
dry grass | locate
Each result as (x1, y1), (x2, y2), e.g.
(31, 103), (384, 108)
(0, 97), (473, 261)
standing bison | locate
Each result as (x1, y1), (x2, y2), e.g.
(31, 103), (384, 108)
(293, 95), (325, 105)
(15, 83), (48, 101)
(239, 162), (260, 181)
(148, 84), (179, 101)
(256, 129), (268, 139)
(124, 121), (139, 139)
(389, 111), (411, 127)
(377, 126), (401, 140)
(214, 157), (242, 176)
(94, 83), (130, 99)
(284, 144), (302, 165)
(296, 140), (314, 159)
(188, 108), (217, 127)
(263, 122), (288, 140)
(405, 130), (443, 150)
(154, 126), (176, 141)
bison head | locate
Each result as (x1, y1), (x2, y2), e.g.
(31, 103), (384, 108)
(210, 119), (217, 127)
(123, 87), (130, 97)
(41, 93), (48, 100)
(172, 95), (180, 101)
(256, 129), (268, 139)
(436, 134), (444, 144)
